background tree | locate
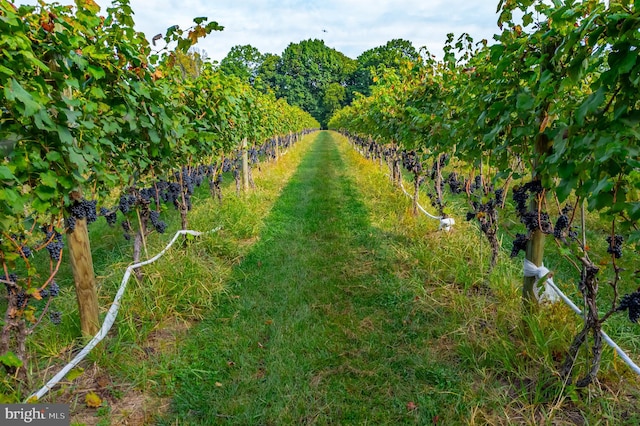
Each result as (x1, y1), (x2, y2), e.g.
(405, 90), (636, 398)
(219, 44), (265, 84)
(322, 82), (346, 119)
(256, 52), (280, 92)
(218, 39), (420, 127)
(275, 39), (357, 127)
(349, 39), (420, 100)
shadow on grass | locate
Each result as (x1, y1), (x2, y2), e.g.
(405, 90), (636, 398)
(156, 131), (465, 425)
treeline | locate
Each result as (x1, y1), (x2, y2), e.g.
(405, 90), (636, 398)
(218, 39), (421, 127)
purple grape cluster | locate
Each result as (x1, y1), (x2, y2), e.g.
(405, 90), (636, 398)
(19, 245), (32, 258)
(122, 220), (132, 241)
(553, 215), (569, 239)
(139, 187), (157, 204)
(16, 290), (27, 309)
(99, 207), (118, 226)
(426, 186), (444, 212)
(401, 150), (423, 174)
(512, 181), (551, 232)
(606, 235), (624, 259)
(118, 194), (137, 214)
(222, 158), (232, 173)
(42, 227), (64, 262)
(512, 186), (529, 215)
(65, 216), (76, 231)
(553, 204), (573, 239)
(520, 211), (552, 233)
(158, 182), (182, 206)
(178, 167), (195, 196)
(511, 233), (529, 257)
(617, 291), (640, 323)
(69, 199), (98, 225)
(249, 148), (259, 164)
(49, 310), (62, 325)
(469, 175), (483, 193)
(446, 172), (463, 194)
(149, 210), (167, 234)
(429, 154), (449, 180)
(40, 281), (60, 298)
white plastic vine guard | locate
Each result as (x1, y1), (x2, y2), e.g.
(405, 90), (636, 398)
(439, 218), (455, 232)
(523, 259), (560, 303)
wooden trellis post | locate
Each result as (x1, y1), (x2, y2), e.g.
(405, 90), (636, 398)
(67, 213), (99, 337)
(241, 137), (249, 191)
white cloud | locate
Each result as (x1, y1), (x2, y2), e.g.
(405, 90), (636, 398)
(17, 0), (501, 61)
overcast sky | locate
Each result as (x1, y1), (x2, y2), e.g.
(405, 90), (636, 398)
(18, 0), (502, 62)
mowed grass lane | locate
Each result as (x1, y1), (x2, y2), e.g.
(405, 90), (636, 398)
(158, 131), (460, 424)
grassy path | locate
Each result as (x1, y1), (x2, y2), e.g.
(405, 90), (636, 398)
(157, 131), (452, 424)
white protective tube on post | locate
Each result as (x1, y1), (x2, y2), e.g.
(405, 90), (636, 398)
(398, 180), (455, 231)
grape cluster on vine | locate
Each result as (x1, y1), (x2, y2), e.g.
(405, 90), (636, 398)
(511, 233), (529, 258)
(49, 311), (62, 325)
(606, 235), (624, 259)
(222, 158), (232, 173)
(65, 216), (76, 232)
(426, 184), (445, 212)
(69, 199), (98, 225)
(468, 175), (483, 193)
(99, 207), (118, 226)
(401, 150), (423, 174)
(511, 181), (552, 233)
(159, 182), (182, 206)
(149, 209), (167, 234)
(19, 245), (32, 258)
(16, 290), (27, 310)
(39, 281), (60, 298)
(177, 167), (196, 197)
(446, 172), (463, 194)
(5, 273), (18, 285)
(553, 212), (570, 239)
(3, 270), (60, 318)
(617, 291), (640, 323)
(139, 188), (157, 205)
(512, 181), (542, 215)
(122, 220), (132, 241)
(429, 154), (449, 180)
(118, 194), (137, 214)
(42, 227), (64, 262)
(249, 148), (259, 164)
(466, 196), (499, 234)
(548, 203), (579, 243)
(522, 211), (552, 233)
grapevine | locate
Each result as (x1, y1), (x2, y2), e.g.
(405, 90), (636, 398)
(328, 0), (640, 389)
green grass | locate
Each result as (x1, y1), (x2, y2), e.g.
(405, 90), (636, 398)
(4, 134), (315, 413)
(336, 133), (640, 424)
(152, 131), (639, 425)
(7, 131), (639, 424)
(156, 131), (463, 424)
